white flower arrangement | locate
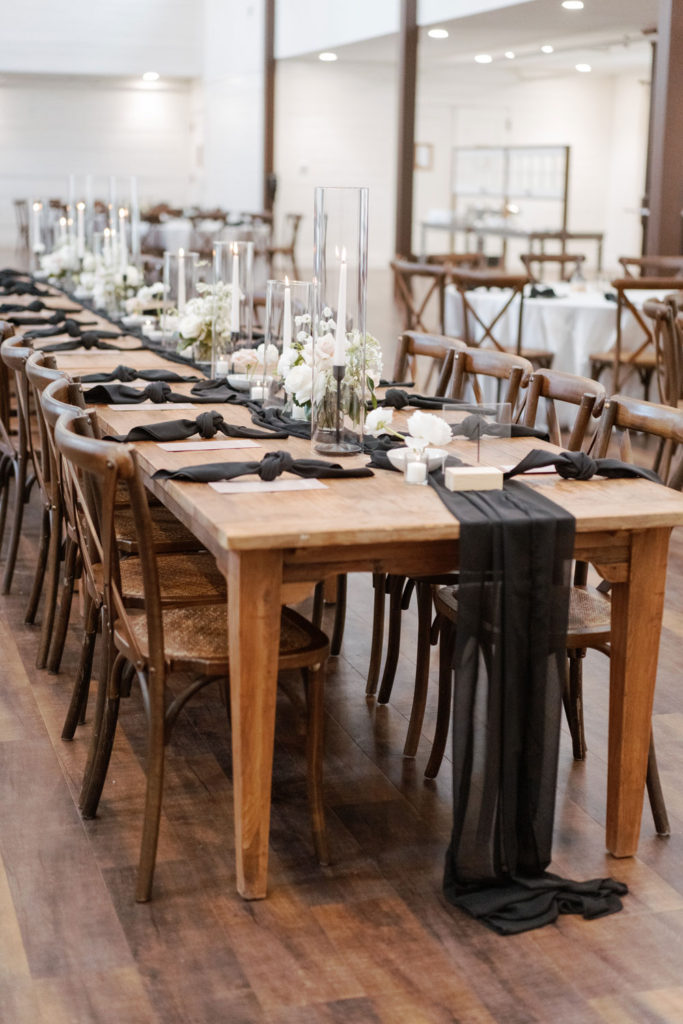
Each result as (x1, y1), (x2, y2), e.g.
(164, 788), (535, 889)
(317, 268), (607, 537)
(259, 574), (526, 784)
(91, 261), (141, 310)
(178, 281), (236, 363)
(231, 342), (279, 378)
(365, 406), (452, 451)
(39, 242), (80, 279)
(125, 282), (165, 316)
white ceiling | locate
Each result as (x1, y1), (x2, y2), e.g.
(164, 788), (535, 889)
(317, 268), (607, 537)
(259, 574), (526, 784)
(288, 0), (658, 79)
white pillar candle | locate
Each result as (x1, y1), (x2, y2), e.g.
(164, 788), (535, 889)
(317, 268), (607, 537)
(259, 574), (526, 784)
(58, 216), (67, 245)
(282, 276), (292, 351)
(76, 202), (85, 259)
(103, 227), (111, 265)
(129, 175), (140, 258)
(250, 384), (265, 400)
(215, 357), (230, 377)
(108, 176), (117, 230)
(405, 460), (427, 485)
(177, 248), (186, 313)
(118, 207), (128, 270)
(231, 244), (240, 334)
(31, 201), (42, 251)
(334, 250), (347, 366)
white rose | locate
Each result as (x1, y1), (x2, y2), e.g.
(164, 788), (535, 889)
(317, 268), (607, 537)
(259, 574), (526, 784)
(284, 363), (313, 404)
(406, 411), (452, 447)
(179, 313), (204, 340)
(277, 347), (299, 377)
(365, 407), (394, 436)
(231, 348), (259, 374)
(256, 343), (279, 372)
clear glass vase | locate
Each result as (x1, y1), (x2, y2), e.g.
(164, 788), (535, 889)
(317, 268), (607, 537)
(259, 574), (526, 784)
(311, 186), (369, 455)
(260, 277), (316, 411)
(162, 249), (199, 349)
(212, 240), (254, 373)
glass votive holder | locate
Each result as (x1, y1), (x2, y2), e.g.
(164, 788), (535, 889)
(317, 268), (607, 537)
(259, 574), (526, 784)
(404, 447), (429, 486)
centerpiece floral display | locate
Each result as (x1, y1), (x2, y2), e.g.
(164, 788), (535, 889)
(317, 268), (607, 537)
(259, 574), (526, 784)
(278, 307), (383, 421)
(124, 282), (165, 317)
(177, 281), (235, 364)
(365, 406), (452, 455)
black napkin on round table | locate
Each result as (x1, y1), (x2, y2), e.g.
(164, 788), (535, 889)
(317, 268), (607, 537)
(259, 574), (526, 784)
(504, 448), (662, 483)
(81, 364), (202, 384)
(379, 388), (466, 410)
(153, 449), (374, 483)
(104, 409), (289, 443)
(529, 285), (557, 299)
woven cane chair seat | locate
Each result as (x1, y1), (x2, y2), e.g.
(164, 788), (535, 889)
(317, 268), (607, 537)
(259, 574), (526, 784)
(115, 505), (204, 553)
(92, 550), (225, 609)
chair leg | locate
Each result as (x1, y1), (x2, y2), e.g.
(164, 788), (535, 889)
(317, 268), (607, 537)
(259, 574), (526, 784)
(136, 666), (167, 902)
(377, 575), (407, 704)
(0, 455), (13, 551)
(303, 663), (329, 865)
(36, 505), (63, 668)
(365, 573), (386, 696)
(564, 649), (587, 760)
(425, 617), (455, 780)
(47, 538), (78, 674)
(79, 613), (116, 815)
(24, 505), (50, 626)
(311, 580), (324, 630)
(2, 456), (27, 594)
(403, 582), (435, 758)
(330, 574), (346, 656)
(61, 592), (98, 740)
(646, 732), (670, 837)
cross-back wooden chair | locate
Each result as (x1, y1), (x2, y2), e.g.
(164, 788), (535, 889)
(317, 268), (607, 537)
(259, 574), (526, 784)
(448, 268), (553, 371)
(520, 252), (586, 283)
(392, 330), (467, 393)
(641, 298), (682, 410)
(448, 346), (533, 412)
(54, 407), (331, 901)
(267, 212), (302, 279)
(391, 257), (449, 336)
(520, 368), (606, 451)
(424, 252), (486, 271)
(426, 393), (681, 837)
(618, 255), (683, 279)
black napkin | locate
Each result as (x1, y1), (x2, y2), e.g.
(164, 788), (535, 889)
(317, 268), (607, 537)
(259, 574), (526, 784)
(9, 309), (97, 327)
(451, 414), (550, 442)
(250, 406), (312, 439)
(379, 388), (465, 410)
(190, 378), (259, 405)
(504, 449), (662, 483)
(83, 382), (194, 405)
(81, 364), (202, 384)
(378, 378), (415, 388)
(0, 281), (49, 297)
(104, 410), (289, 443)
(23, 320), (125, 341)
(0, 299), (81, 314)
(529, 285), (557, 299)
(153, 449), (374, 483)
(425, 469), (628, 933)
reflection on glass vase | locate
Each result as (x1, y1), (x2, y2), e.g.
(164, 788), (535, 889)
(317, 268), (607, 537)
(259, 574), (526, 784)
(311, 186), (369, 455)
(211, 240), (254, 375)
(260, 277), (316, 414)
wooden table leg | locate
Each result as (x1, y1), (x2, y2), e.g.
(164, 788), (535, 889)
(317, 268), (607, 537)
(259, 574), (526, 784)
(225, 548), (283, 898)
(607, 527), (671, 857)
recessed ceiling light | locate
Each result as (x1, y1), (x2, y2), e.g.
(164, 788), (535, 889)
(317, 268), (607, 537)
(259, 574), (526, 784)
(562, 1), (584, 9)
(318, 52), (338, 62)
(575, 63), (592, 72)
(142, 71), (160, 82)
(428, 28), (449, 39)
(541, 44), (554, 54)
(505, 51), (516, 59)
(474, 54), (493, 64)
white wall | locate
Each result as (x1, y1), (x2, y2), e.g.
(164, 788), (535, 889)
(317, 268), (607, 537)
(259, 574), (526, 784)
(0, 75), (194, 246)
(273, 59), (398, 270)
(276, 0), (398, 59)
(0, 0), (202, 77)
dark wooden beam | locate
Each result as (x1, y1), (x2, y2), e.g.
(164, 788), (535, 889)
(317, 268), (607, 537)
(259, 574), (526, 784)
(394, 0), (418, 258)
(645, 0), (683, 255)
(263, 0), (276, 212)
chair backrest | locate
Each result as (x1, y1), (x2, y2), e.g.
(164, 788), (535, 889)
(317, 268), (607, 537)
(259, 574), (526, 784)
(593, 393), (683, 489)
(390, 257), (448, 335)
(641, 298), (681, 407)
(392, 330), (466, 394)
(448, 346), (533, 411)
(40, 375), (90, 548)
(54, 409), (163, 676)
(519, 252), (586, 283)
(14, 200), (29, 246)
(0, 321), (16, 449)
(0, 333), (34, 471)
(26, 350), (67, 503)
(424, 252), (486, 271)
(448, 269), (529, 353)
(521, 368), (606, 451)
(618, 255), (683, 279)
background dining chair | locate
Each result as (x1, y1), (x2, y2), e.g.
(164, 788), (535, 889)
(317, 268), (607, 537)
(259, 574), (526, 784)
(448, 267), (553, 371)
(642, 298), (682, 410)
(618, 255), (683, 279)
(390, 257), (450, 336)
(520, 368), (607, 451)
(520, 252), (586, 283)
(267, 212), (302, 279)
(54, 407), (330, 901)
(391, 330), (467, 392)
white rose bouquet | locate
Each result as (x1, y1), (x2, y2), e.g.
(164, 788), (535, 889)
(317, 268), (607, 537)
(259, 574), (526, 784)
(178, 281), (235, 363)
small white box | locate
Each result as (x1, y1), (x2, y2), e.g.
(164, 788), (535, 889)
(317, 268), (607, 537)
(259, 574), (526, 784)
(444, 465), (503, 492)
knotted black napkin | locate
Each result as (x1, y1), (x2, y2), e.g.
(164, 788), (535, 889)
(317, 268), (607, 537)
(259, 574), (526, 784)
(83, 381), (195, 405)
(0, 281), (49, 297)
(504, 448), (662, 483)
(81, 364), (202, 384)
(153, 449), (373, 483)
(0, 299), (80, 315)
(379, 388), (465, 410)
(190, 378), (259, 405)
(104, 409), (289, 443)
(9, 309), (96, 327)
(24, 320), (125, 341)
(529, 285), (557, 299)
(378, 378), (415, 388)
(451, 414), (550, 442)
(250, 407), (313, 439)
(424, 469), (628, 934)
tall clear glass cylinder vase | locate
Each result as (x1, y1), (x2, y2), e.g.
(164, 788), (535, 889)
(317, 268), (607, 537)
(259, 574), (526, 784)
(311, 186), (369, 455)
(212, 240), (254, 374)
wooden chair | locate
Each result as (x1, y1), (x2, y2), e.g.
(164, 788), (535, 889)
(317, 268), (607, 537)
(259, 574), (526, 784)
(392, 330), (467, 392)
(618, 255), (683, 279)
(641, 298), (682, 409)
(448, 268), (553, 371)
(267, 213), (302, 279)
(427, 393), (681, 836)
(520, 252), (586, 283)
(54, 407), (331, 901)
(424, 252), (486, 270)
(520, 368), (607, 451)
(390, 257), (449, 336)
(370, 348), (534, 758)
(13, 199), (29, 252)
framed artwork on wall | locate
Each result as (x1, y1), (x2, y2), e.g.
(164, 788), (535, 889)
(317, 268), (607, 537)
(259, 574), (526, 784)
(414, 143), (434, 171)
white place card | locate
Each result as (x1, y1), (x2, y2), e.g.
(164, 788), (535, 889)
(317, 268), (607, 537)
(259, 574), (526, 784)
(157, 440), (261, 452)
(108, 402), (197, 410)
(498, 463), (558, 475)
(210, 479), (327, 494)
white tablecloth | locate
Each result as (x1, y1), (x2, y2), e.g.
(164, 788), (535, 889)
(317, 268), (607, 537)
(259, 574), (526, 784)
(444, 284), (665, 379)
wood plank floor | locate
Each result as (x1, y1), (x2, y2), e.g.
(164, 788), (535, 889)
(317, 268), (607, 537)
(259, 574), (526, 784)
(1, 258), (683, 1022)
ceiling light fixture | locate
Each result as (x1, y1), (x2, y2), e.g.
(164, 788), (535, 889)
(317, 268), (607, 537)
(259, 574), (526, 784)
(142, 71), (160, 82)
(575, 63), (592, 72)
(541, 44), (554, 53)
(428, 28), (449, 39)
(318, 52), (338, 62)
(562, 1), (584, 9)
(505, 51), (516, 59)
(474, 53), (493, 64)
